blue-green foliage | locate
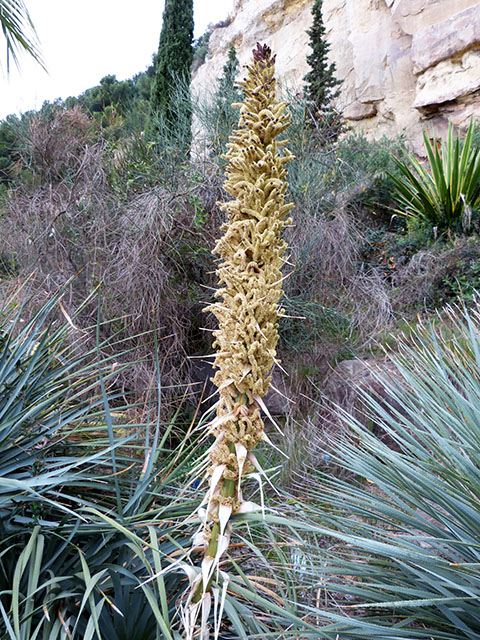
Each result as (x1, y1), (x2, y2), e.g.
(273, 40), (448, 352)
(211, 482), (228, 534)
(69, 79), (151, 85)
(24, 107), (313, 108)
(300, 305), (480, 639)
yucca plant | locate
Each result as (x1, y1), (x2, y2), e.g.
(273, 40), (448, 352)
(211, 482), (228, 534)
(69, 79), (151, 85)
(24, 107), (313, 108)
(295, 303), (480, 638)
(0, 283), (128, 522)
(0, 283), (327, 639)
(390, 120), (480, 233)
(0, 283), (202, 639)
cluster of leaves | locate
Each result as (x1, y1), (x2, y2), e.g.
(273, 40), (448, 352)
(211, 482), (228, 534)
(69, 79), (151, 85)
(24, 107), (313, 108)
(0, 114), (19, 189)
(390, 120), (480, 235)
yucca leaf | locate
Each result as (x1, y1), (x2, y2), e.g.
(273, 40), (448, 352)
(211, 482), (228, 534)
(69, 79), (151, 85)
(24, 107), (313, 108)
(148, 525), (170, 625)
(291, 305), (480, 638)
(424, 131), (447, 205)
(0, 597), (16, 639)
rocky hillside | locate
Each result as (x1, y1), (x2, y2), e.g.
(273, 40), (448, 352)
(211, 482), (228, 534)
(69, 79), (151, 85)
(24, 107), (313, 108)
(193, 0), (480, 151)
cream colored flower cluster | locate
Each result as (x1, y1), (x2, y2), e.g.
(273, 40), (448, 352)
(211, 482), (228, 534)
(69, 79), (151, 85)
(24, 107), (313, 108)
(206, 43), (294, 453)
(182, 45), (294, 640)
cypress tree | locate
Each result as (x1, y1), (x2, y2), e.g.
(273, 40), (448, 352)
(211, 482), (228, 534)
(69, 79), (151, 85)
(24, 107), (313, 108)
(303, 0), (343, 142)
(211, 44), (242, 158)
(150, 0), (194, 137)
(218, 44), (239, 99)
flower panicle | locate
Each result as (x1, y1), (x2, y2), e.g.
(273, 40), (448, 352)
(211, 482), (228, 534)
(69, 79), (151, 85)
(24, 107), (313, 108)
(183, 42), (294, 639)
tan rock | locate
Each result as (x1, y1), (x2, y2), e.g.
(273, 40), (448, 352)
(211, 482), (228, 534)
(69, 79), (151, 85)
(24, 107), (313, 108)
(343, 101), (378, 121)
(391, 0), (478, 35)
(414, 51), (480, 108)
(412, 4), (480, 74)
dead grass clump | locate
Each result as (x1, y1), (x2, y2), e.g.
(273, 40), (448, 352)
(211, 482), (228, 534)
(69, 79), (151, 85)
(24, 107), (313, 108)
(100, 187), (212, 392)
(392, 238), (480, 311)
(343, 271), (393, 344)
(281, 203), (391, 407)
(391, 249), (438, 310)
(287, 210), (359, 302)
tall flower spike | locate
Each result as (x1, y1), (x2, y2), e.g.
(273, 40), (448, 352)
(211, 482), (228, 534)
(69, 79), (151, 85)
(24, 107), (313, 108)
(184, 43), (294, 639)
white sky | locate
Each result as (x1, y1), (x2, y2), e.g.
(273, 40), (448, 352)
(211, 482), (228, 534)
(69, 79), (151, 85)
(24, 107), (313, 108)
(0, 0), (234, 119)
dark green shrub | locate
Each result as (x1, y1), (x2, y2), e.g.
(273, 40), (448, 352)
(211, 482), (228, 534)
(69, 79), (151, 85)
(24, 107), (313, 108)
(0, 115), (19, 186)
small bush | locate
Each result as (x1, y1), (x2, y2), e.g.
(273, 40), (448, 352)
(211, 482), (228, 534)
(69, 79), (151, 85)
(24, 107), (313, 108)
(192, 28), (211, 73)
(20, 104), (94, 181)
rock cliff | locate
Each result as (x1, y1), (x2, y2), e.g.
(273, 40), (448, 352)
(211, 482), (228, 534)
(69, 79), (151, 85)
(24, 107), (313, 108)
(192, 0), (480, 150)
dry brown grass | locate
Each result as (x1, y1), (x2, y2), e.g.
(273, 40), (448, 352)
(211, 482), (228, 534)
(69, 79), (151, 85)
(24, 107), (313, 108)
(280, 200), (392, 411)
(0, 107), (224, 406)
(392, 238), (480, 311)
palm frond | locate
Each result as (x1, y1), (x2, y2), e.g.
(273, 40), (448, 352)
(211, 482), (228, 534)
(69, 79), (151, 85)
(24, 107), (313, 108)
(0, 0), (45, 72)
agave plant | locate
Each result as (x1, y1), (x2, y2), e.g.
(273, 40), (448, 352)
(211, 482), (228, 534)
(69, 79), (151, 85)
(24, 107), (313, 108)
(169, 42), (303, 638)
(390, 120), (480, 233)
(295, 303), (480, 638)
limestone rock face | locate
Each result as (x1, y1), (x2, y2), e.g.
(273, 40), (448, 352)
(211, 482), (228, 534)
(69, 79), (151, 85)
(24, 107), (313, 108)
(193, 0), (312, 99)
(411, 4), (480, 73)
(192, 0), (480, 149)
